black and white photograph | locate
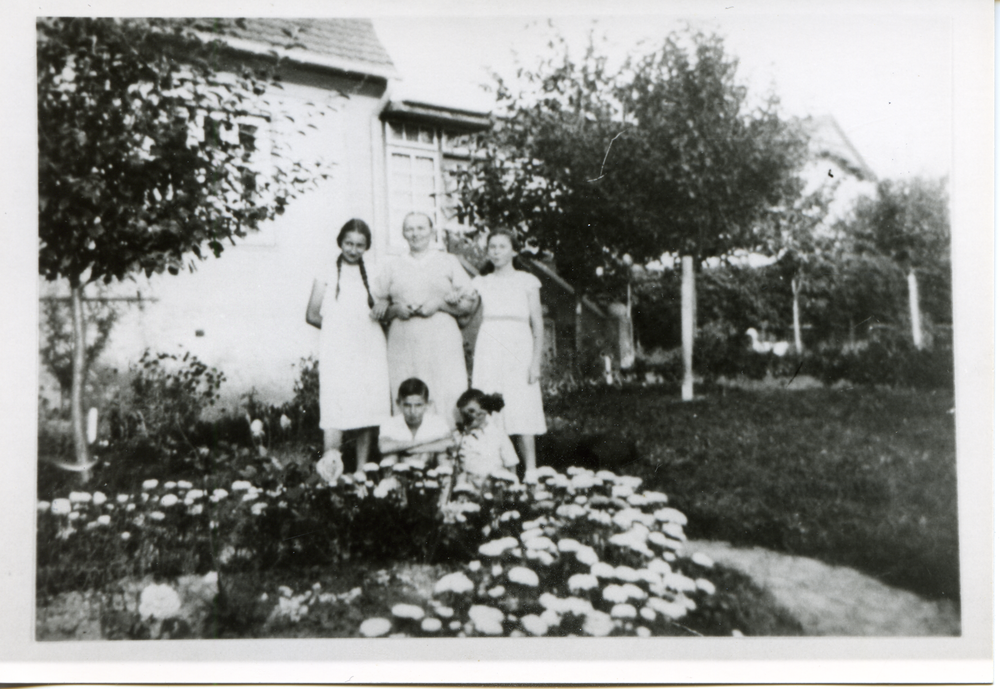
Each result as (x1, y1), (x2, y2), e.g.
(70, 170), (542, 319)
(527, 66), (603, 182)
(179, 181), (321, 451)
(1, 0), (992, 683)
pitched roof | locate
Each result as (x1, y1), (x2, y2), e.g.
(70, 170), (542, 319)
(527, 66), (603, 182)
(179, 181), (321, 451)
(800, 115), (878, 182)
(189, 18), (396, 79)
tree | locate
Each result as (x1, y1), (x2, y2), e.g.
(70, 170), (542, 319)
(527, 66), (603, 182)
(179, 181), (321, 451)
(839, 177), (951, 347)
(37, 18), (331, 474)
(456, 28), (807, 295)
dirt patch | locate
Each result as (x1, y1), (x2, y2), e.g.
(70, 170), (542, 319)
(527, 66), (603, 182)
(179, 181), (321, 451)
(685, 539), (960, 636)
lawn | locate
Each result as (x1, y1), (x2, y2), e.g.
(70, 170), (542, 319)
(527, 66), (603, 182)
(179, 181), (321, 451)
(542, 385), (959, 602)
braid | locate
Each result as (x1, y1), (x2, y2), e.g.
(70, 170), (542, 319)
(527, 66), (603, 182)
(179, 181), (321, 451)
(358, 257), (375, 309)
(335, 254), (343, 301)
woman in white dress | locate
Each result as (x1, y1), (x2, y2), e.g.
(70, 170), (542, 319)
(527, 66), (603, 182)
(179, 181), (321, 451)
(371, 212), (479, 429)
(306, 219), (390, 477)
(471, 229), (547, 480)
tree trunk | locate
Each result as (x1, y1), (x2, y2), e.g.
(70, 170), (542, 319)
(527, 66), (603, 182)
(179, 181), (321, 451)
(908, 268), (923, 349)
(681, 255), (695, 401)
(791, 275), (803, 354)
(574, 297), (584, 376)
(621, 281), (635, 370)
(70, 282), (91, 483)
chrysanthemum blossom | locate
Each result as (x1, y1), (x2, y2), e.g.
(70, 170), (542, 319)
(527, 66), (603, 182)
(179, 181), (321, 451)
(523, 536), (556, 553)
(96, 515), (111, 526)
(69, 491), (91, 504)
(139, 583), (182, 619)
(420, 617), (442, 633)
(434, 605), (454, 618)
(142, 479), (158, 490)
(525, 549), (555, 566)
(555, 504), (587, 519)
(602, 584), (629, 604)
(520, 527), (544, 542)
(92, 492), (107, 506)
(595, 470), (617, 482)
(37, 501), (51, 512)
(520, 614), (550, 636)
(696, 578), (717, 595)
(468, 605), (505, 635)
(160, 494), (179, 508)
(583, 610), (615, 637)
(508, 566), (539, 587)
(468, 560), (482, 572)
(359, 617), (392, 637)
(640, 606), (657, 622)
(647, 596), (688, 620)
(488, 469), (518, 483)
(434, 572), (475, 595)
(620, 583), (647, 601)
(557, 538), (582, 553)
(691, 552), (714, 568)
(373, 476), (401, 499)
(487, 585), (506, 598)
(116, 494), (130, 503)
(590, 562), (616, 579)
(574, 546), (599, 566)
(251, 502), (267, 516)
(149, 511), (166, 521)
(534, 466), (557, 479)
(612, 565), (640, 583)
(250, 419), (265, 438)
(478, 536), (518, 558)
(184, 489), (204, 503)
(654, 507), (688, 525)
(611, 603), (638, 619)
(362, 462), (381, 473)
(662, 522), (686, 541)
(567, 573), (599, 593)
(392, 603), (425, 620)
(636, 625), (652, 637)
(231, 480), (253, 492)
(210, 488), (229, 502)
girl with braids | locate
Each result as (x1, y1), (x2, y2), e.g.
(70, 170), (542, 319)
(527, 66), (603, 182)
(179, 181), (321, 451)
(306, 219), (390, 479)
(451, 388), (519, 487)
(470, 228), (547, 481)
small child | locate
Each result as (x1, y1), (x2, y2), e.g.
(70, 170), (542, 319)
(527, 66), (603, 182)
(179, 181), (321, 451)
(452, 388), (520, 486)
(378, 378), (454, 469)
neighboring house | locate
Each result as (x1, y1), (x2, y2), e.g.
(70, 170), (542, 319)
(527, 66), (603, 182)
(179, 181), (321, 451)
(38, 18), (620, 409)
(798, 114), (879, 224)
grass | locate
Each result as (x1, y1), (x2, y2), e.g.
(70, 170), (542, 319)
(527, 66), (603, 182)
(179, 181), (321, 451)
(543, 385), (959, 602)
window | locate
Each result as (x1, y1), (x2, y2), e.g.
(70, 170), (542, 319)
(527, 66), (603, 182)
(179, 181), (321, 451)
(385, 121), (473, 253)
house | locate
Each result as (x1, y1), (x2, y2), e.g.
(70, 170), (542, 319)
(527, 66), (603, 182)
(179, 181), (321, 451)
(38, 18), (620, 410)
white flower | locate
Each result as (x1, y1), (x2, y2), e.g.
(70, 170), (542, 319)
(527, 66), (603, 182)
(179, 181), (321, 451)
(142, 479), (158, 490)
(478, 536), (519, 558)
(636, 625), (651, 637)
(250, 419), (265, 437)
(613, 475), (643, 490)
(420, 617), (442, 633)
(647, 559), (672, 575)
(449, 620), (461, 631)
(91, 492), (107, 506)
(184, 489), (205, 503)
(49, 499), (70, 515)
(620, 583), (647, 601)
(523, 536), (556, 553)
(37, 501), (51, 512)
(611, 485), (633, 498)
(525, 549), (555, 566)
(160, 494), (179, 508)
(587, 510), (613, 526)
(231, 480), (253, 492)
(68, 511), (80, 521)
(499, 510), (521, 522)
(590, 562), (616, 579)
(534, 466), (557, 479)
(491, 563), (503, 577)
(555, 504), (587, 519)
(279, 414), (292, 431)
(663, 572), (698, 593)
(211, 488), (229, 502)
(613, 508), (655, 530)
(116, 494), (130, 503)
(557, 538), (582, 553)
(521, 614), (550, 636)
(149, 511), (166, 521)
(362, 462), (381, 473)
(359, 617), (392, 637)
(487, 585), (506, 598)
(520, 527), (545, 542)
(468, 605), (505, 635)
(120, 531), (131, 541)
(611, 603), (637, 619)
(610, 531), (653, 556)
(488, 468), (518, 483)
(640, 606), (657, 622)
(139, 583), (181, 619)
(647, 596), (688, 620)
(434, 572), (474, 595)
(468, 560), (482, 572)
(575, 546), (599, 566)
(582, 610), (614, 637)
(164, 482), (177, 490)
(662, 522), (686, 540)
(251, 502), (267, 516)
(612, 565), (639, 583)
(68, 491), (91, 504)
(392, 603), (425, 620)
(642, 491), (669, 505)
(696, 578), (717, 595)
(654, 507), (688, 525)
(602, 584), (629, 604)
(433, 605), (454, 619)
(508, 566), (539, 587)
(126, 503), (136, 512)
(96, 515), (111, 526)
(567, 573), (599, 593)
(691, 552), (714, 568)
(373, 476), (401, 499)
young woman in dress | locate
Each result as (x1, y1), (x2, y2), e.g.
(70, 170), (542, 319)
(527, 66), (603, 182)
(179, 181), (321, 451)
(371, 212), (479, 429)
(306, 219), (390, 479)
(471, 229), (547, 480)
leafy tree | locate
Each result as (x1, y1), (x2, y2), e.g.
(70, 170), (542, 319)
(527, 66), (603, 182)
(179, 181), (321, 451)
(456, 28), (807, 296)
(37, 18), (331, 474)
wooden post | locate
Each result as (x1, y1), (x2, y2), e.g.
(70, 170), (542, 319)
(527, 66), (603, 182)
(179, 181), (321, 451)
(681, 255), (694, 401)
(574, 297), (584, 375)
(908, 268), (923, 349)
(792, 276), (803, 354)
(70, 283), (91, 483)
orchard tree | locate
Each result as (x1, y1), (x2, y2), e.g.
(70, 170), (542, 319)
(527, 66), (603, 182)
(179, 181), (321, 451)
(456, 28), (807, 294)
(38, 18), (331, 474)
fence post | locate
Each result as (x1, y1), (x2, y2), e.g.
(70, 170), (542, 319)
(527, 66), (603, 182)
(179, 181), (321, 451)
(681, 255), (695, 401)
(908, 268), (923, 349)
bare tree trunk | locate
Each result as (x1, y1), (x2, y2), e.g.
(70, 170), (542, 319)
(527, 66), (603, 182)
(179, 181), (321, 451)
(574, 297), (584, 377)
(70, 282), (91, 483)
(908, 268), (923, 349)
(681, 255), (694, 401)
(791, 275), (803, 354)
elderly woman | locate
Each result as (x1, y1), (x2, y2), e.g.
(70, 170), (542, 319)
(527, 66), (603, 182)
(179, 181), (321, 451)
(372, 212), (479, 428)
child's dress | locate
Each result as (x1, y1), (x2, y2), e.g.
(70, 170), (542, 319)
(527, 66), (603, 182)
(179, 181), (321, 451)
(456, 415), (520, 486)
(378, 411), (450, 469)
(471, 271), (547, 435)
(319, 259), (391, 431)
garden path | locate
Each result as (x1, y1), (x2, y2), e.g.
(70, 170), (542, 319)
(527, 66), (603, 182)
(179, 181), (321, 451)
(685, 539), (960, 636)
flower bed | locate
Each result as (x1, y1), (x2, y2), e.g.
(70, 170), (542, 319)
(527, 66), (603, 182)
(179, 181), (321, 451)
(37, 461), (729, 637)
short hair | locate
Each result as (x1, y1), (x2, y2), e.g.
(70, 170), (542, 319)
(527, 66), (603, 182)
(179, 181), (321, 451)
(486, 227), (521, 252)
(456, 388), (505, 414)
(402, 211), (434, 230)
(337, 218), (372, 250)
(397, 378), (430, 401)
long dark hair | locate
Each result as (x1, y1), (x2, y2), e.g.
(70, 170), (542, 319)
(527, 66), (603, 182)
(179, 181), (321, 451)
(456, 388), (505, 414)
(479, 228), (526, 275)
(335, 219), (374, 308)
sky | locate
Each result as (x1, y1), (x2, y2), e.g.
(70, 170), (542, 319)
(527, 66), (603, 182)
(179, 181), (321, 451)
(372, 10), (953, 182)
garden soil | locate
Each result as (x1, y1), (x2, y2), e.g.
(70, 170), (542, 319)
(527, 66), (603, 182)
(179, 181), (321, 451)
(685, 539), (960, 636)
